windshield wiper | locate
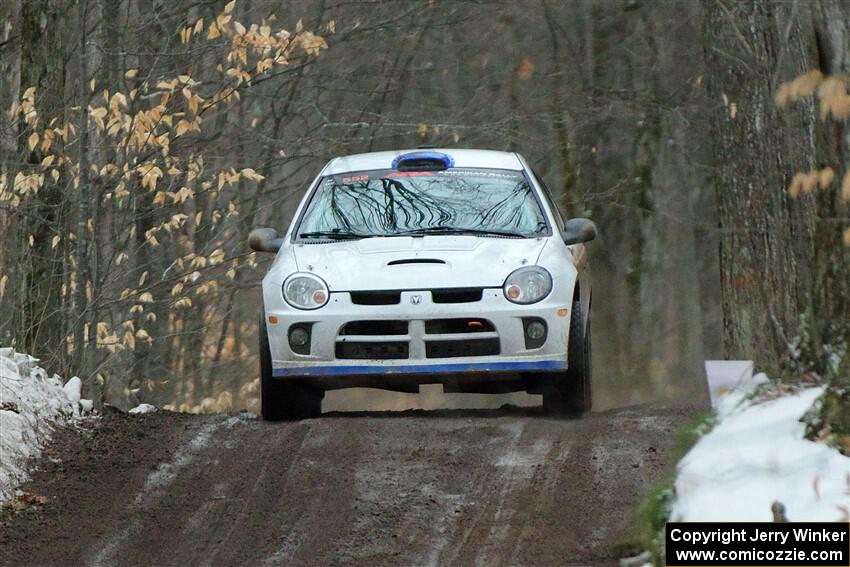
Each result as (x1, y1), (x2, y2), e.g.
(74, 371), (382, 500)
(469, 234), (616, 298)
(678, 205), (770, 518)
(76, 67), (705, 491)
(298, 230), (376, 240)
(393, 226), (528, 238)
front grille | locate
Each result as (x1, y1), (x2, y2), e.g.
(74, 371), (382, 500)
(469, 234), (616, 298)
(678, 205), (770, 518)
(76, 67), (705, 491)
(340, 320), (408, 335)
(350, 291), (401, 305)
(336, 341), (409, 359)
(425, 338), (500, 358)
(349, 288), (484, 305)
(431, 288), (483, 303)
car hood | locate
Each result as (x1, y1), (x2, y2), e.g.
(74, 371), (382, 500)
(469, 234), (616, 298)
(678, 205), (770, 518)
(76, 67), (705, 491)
(291, 236), (547, 291)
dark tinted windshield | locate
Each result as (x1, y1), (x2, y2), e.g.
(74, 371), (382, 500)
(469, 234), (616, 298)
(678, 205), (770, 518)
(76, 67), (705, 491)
(296, 168), (549, 239)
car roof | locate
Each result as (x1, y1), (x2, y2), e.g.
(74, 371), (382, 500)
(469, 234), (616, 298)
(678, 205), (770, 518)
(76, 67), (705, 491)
(321, 148), (525, 175)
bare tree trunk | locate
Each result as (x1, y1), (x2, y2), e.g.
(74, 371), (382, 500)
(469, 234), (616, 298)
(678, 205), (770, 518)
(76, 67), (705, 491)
(0, 0), (21, 279)
(703, 0), (850, 379)
(73, 0), (90, 376)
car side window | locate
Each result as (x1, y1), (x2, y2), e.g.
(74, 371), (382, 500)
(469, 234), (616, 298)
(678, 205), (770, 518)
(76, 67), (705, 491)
(531, 169), (566, 229)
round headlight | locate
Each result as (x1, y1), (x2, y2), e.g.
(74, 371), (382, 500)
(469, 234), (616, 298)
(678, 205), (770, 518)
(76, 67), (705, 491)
(282, 273), (329, 310)
(503, 267), (553, 304)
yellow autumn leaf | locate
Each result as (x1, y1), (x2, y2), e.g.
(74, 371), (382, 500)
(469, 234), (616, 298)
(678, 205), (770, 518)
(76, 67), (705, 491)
(234, 21), (246, 36)
(209, 248), (226, 265)
(0, 274), (7, 298)
(224, 0), (236, 14)
(194, 18), (204, 34)
(841, 171), (850, 204)
(125, 68), (138, 79)
(139, 291), (154, 303)
(176, 119), (191, 137)
(27, 132), (39, 151)
(140, 165), (163, 191)
(51, 235), (60, 249)
(89, 106), (107, 119)
(241, 167), (265, 181)
(124, 331), (136, 350)
(207, 22), (221, 40)
(145, 227), (160, 246)
(172, 186), (194, 204)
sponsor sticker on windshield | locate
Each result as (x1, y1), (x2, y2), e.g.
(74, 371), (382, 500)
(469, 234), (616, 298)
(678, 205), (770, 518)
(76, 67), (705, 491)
(328, 168), (523, 187)
(386, 171), (435, 178)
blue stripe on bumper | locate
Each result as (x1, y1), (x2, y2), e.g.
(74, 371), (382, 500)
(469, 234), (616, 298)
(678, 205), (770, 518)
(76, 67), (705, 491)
(272, 360), (567, 377)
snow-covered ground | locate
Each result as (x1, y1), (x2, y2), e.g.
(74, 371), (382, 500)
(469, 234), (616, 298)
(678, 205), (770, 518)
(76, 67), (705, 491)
(129, 403), (157, 414)
(0, 348), (91, 503)
(671, 374), (850, 522)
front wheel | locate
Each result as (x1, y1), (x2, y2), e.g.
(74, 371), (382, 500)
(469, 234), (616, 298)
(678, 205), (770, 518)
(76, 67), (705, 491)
(542, 300), (592, 416)
(259, 314), (323, 421)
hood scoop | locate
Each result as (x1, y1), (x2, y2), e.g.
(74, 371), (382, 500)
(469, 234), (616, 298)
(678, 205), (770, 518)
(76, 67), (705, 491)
(387, 258), (446, 266)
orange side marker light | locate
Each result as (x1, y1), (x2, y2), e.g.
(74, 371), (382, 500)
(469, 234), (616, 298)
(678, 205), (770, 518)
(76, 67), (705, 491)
(268, 315), (279, 325)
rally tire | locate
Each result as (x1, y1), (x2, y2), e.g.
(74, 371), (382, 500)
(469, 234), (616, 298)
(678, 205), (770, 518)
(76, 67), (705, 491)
(542, 299), (592, 416)
(259, 314), (323, 421)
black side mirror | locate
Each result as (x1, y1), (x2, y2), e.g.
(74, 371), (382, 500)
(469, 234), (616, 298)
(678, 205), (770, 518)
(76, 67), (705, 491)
(562, 218), (598, 245)
(249, 227), (284, 253)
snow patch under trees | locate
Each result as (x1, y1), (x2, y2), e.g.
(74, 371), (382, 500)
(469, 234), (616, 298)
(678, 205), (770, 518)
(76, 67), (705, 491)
(0, 348), (91, 503)
(129, 403), (158, 414)
(671, 374), (850, 522)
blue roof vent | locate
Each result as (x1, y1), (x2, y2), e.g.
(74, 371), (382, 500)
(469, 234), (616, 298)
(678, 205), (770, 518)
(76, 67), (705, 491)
(392, 150), (455, 171)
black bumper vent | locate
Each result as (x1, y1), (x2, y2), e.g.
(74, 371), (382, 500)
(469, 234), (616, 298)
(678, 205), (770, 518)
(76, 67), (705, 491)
(425, 338), (500, 358)
(340, 320), (408, 335)
(336, 341), (409, 360)
(425, 318), (495, 334)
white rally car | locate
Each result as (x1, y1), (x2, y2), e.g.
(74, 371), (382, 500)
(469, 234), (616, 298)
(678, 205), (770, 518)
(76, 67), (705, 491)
(249, 149), (596, 420)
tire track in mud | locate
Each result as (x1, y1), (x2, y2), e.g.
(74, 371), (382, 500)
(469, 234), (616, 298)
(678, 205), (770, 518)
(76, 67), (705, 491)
(0, 405), (690, 567)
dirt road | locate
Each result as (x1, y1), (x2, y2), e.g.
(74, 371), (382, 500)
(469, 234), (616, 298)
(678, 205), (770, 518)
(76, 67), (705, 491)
(0, 405), (690, 566)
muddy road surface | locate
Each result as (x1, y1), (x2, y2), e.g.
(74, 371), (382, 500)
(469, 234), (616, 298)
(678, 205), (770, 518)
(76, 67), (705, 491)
(1, 405), (691, 566)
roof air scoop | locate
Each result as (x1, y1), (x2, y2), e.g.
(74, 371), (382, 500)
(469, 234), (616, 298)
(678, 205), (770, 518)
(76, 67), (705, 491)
(392, 151), (454, 172)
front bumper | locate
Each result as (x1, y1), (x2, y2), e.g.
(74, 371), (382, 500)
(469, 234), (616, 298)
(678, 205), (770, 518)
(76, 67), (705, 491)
(264, 287), (572, 378)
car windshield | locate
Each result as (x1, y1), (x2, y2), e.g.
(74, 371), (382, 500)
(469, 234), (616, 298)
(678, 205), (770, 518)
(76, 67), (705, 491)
(296, 168), (549, 240)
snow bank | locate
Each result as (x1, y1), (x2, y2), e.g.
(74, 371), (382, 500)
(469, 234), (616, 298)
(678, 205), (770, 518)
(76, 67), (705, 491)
(671, 373), (850, 522)
(0, 348), (90, 502)
(129, 403), (158, 414)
